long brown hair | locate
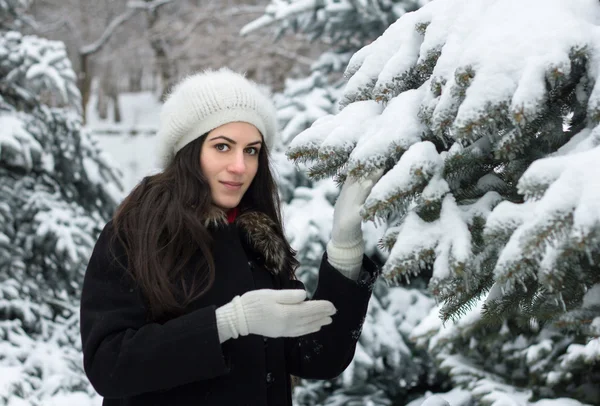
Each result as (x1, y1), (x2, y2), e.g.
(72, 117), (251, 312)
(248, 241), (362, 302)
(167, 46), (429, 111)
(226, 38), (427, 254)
(111, 133), (297, 321)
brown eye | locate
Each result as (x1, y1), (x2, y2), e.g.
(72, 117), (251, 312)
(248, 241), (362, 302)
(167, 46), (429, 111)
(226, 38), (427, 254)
(215, 144), (230, 152)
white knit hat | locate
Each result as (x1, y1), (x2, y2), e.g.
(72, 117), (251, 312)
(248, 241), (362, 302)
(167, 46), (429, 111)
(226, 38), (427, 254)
(155, 67), (278, 168)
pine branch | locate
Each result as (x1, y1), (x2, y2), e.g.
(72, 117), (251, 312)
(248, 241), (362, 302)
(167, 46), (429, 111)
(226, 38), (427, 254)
(286, 145), (320, 165)
(375, 48), (441, 103)
(362, 182), (424, 222)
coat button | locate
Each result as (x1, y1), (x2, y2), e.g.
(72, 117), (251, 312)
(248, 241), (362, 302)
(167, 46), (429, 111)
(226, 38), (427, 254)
(266, 372), (274, 384)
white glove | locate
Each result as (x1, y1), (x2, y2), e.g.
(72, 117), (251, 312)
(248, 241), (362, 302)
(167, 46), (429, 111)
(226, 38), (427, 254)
(215, 289), (336, 343)
(327, 169), (383, 280)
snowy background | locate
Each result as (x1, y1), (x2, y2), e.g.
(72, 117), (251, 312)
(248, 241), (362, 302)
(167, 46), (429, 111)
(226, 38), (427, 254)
(1, 0), (599, 405)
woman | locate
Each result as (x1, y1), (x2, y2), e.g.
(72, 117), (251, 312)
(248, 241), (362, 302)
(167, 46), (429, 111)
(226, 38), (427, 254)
(80, 68), (381, 406)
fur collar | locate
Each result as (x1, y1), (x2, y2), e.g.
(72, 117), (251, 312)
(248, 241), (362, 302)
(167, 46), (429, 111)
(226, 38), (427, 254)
(202, 206), (295, 276)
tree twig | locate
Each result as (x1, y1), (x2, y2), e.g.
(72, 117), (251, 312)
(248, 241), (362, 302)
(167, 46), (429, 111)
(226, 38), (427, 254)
(79, 0), (173, 56)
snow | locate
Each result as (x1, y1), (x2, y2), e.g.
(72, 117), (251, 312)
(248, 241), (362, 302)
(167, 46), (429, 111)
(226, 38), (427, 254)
(0, 317), (100, 406)
(410, 304), (444, 348)
(287, 114), (338, 157)
(366, 141), (441, 206)
(42, 392), (101, 406)
(343, 9), (428, 104)
(582, 283), (600, 308)
(449, 0), (596, 131)
(420, 395), (450, 406)
(14, 34), (80, 109)
(342, 0), (600, 137)
(561, 337), (600, 366)
(87, 90), (162, 137)
(380, 193), (473, 283)
(0, 113), (43, 172)
(532, 399), (589, 406)
(0, 115), (30, 151)
(408, 388), (473, 406)
(491, 145), (600, 291)
(556, 127), (600, 156)
(92, 133), (160, 192)
(284, 180), (337, 251)
(287, 100), (383, 161)
(346, 86), (427, 174)
(371, 15), (429, 99)
(33, 204), (97, 263)
(276, 72), (337, 145)
(411, 297), (489, 355)
(525, 339), (553, 365)
(318, 100), (382, 154)
(386, 286), (435, 336)
(527, 146), (600, 236)
(471, 379), (533, 406)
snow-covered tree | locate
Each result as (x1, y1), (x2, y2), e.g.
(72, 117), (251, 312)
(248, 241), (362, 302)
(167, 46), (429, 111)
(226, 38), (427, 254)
(287, 0), (600, 404)
(0, 3), (122, 404)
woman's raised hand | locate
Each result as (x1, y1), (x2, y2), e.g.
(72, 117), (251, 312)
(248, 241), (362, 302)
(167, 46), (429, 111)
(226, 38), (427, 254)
(215, 289), (336, 343)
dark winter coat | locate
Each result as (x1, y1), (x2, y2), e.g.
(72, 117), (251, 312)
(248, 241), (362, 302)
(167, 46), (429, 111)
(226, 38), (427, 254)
(80, 209), (379, 406)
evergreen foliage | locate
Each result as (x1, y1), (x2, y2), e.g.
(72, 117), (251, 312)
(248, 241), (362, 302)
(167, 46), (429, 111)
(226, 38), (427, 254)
(0, 4), (122, 404)
(285, 0), (600, 403)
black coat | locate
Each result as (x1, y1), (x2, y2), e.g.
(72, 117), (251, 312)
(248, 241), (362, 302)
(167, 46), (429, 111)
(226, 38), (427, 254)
(80, 210), (379, 406)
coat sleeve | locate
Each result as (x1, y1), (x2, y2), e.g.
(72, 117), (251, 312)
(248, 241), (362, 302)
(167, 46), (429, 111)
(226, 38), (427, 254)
(79, 221), (230, 399)
(283, 251), (379, 380)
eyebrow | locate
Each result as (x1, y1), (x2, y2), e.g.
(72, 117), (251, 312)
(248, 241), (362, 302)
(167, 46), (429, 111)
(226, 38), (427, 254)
(208, 135), (262, 146)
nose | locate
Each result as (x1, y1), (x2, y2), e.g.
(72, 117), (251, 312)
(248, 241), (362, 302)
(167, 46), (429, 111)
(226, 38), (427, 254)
(227, 151), (246, 174)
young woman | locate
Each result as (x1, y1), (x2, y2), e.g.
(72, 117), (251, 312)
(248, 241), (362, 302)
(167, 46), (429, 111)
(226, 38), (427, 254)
(80, 68), (381, 406)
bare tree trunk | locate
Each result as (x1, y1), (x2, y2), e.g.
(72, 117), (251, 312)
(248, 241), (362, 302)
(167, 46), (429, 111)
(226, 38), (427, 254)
(98, 64), (121, 122)
(111, 91), (121, 123)
(97, 80), (108, 120)
(79, 52), (92, 125)
(129, 64), (143, 92)
(146, 3), (174, 101)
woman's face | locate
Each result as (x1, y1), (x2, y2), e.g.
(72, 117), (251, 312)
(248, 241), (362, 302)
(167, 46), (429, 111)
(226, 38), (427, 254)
(200, 122), (262, 210)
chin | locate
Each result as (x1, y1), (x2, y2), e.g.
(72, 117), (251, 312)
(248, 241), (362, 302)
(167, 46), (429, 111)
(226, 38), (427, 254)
(214, 197), (240, 210)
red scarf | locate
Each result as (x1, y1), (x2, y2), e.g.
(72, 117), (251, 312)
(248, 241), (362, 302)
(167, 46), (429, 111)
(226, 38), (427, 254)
(227, 207), (239, 224)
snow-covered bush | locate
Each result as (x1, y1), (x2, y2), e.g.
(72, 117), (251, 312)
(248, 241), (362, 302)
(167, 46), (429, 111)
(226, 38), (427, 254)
(0, 3), (122, 404)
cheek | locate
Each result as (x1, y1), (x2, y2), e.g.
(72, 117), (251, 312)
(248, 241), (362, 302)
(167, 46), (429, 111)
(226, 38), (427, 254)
(199, 151), (218, 179)
(250, 160), (259, 179)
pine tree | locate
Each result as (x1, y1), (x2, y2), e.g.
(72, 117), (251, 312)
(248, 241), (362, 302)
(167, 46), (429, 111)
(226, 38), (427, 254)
(286, 0), (600, 404)
(0, 1), (123, 404)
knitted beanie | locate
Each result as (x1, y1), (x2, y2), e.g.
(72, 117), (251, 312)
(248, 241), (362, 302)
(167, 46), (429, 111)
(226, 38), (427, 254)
(155, 67), (278, 168)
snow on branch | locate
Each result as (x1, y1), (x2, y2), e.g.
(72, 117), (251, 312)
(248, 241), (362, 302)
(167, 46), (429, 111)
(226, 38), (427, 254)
(240, 0), (318, 36)
(286, 0), (600, 324)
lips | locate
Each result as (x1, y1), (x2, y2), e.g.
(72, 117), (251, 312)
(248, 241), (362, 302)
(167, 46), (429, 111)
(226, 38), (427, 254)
(219, 181), (243, 191)
(220, 181), (243, 187)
